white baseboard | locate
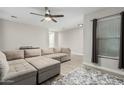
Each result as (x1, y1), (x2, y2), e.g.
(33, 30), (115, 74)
(83, 62), (124, 78)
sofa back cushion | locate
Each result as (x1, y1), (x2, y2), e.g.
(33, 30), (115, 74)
(61, 48), (71, 55)
(42, 48), (54, 55)
(0, 51), (9, 81)
(3, 50), (24, 61)
(24, 49), (41, 58)
(54, 48), (62, 53)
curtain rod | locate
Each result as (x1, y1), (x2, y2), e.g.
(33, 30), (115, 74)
(90, 12), (121, 21)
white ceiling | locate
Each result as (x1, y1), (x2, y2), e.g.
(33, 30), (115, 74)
(0, 7), (103, 31)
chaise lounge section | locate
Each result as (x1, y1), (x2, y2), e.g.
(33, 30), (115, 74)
(0, 48), (71, 85)
(25, 56), (60, 84)
(0, 50), (37, 85)
(5, 59), (37, 85)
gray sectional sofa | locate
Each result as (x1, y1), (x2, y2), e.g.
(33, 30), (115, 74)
(0, 48), (71, 85)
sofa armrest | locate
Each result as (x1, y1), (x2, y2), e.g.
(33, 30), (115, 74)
(61, 48), (71, 55)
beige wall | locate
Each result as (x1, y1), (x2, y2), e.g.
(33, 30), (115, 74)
(83, 7), (124, 71)
(0, 19), (49, 51)
(58, 28), (83, 55)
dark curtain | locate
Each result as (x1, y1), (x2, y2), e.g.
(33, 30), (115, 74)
(119, 12), (124, 69)
(92, 19), (98, 63)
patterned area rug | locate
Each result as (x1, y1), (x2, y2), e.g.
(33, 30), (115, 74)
(44, 65), (124, 85)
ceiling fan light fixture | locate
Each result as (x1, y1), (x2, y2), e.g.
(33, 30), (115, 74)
(45, 17), (51, 21)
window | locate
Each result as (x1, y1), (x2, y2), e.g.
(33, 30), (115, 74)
(49, 31), (55, 48)
(97, 15), (121, 58)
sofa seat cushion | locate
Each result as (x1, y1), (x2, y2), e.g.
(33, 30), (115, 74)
(5, 59), (37, 83)
(25, 56), (60, 74)
(44, 53), (68, 59)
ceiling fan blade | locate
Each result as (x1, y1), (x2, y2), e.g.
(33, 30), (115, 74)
(51, 15), (64, 17)
(41, 19), (45, 22)
(51, 18), (57, 23)
(30, 12), (44, 16)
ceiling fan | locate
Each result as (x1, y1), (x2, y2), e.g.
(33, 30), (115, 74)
(30, 7), (64, 23)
